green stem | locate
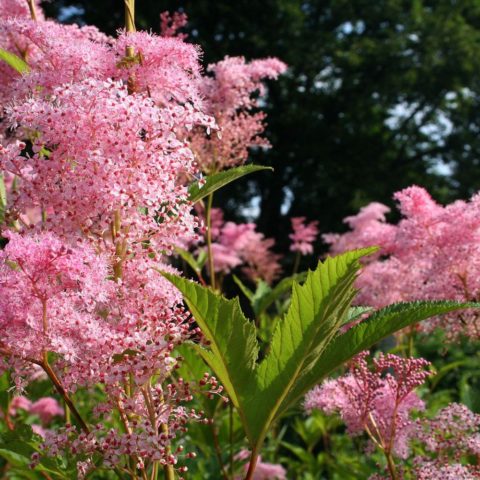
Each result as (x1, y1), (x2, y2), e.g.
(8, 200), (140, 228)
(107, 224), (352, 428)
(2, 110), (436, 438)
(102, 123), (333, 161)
(206, 193), (216, 289)
(385, 452), (398, 480)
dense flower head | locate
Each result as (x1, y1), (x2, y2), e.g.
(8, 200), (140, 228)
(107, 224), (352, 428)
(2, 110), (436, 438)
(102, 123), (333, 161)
(0, 231), (111, 362)
(190, 56), (287, 171)
(2, 78), (205, 252)
(114, 30), (207, 107)
(325, 185), (480, 339)
(1, 0), (44, 20)
(289, 216), (319, 255)
(323, 202), (396, 256)
(0, 17), (111, 104)
(305, 352), (430, 458)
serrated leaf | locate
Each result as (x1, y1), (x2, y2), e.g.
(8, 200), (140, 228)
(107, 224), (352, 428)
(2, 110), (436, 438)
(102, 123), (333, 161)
(160, 271), (259, 414)
(161, 248), (375, 447)
(280, 300), (478, 409)
(244, 248), (375, 444)
(161, 250), (478, 456)
(0, 48), (30, 74)
(188, 165), (272, 203)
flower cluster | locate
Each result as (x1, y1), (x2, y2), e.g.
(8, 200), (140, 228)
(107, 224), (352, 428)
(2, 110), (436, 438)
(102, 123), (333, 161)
(0, 1), (221, 474)
(202, 208), (282, 284)
(189, 56), (287, 172)
(305, 352), (430, 459)
(412, 403), (480, 478)
(324, 186), (480, 339)
(289, 216), (319, 255)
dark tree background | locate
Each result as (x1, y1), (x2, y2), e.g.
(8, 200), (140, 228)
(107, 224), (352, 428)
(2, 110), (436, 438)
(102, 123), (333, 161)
(43, 0), (480, 254)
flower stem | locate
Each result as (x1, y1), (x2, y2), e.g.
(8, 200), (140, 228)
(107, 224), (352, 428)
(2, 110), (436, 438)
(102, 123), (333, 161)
(26, 0), (37, 21)
(386, 452), (398, 480)
(40, 359), (90, 434)
(205, 193), (216, 289)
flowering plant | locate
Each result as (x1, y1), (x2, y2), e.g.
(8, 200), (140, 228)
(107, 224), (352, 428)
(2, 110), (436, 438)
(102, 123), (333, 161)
(0, 1), (477, 479)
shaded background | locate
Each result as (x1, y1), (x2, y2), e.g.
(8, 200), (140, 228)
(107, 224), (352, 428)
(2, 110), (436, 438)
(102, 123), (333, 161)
(42, 0), (480, 255)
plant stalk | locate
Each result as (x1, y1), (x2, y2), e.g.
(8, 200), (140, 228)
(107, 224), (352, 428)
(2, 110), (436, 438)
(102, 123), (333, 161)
(206, 193), (216, 289)
(26, 0), (37, 21)
(41, 360), (90, 434)
(243, 447), (259, 480)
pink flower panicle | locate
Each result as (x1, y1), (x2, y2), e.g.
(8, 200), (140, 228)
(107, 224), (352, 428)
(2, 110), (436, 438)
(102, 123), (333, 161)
(28, 397), (65, 425)
(325, 185), (480, 340)
(289, 216), (319, 255)
(305, 352), (430, 459)
(200, 208), (282, 284)
(190, 56), (287, 172)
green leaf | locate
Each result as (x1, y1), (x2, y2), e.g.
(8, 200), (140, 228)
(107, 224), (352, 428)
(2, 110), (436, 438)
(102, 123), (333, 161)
(161, 248), (375, 447)
(160, 271), (259, 413)
(0, 49), (30, 74)
(175, 246), (202, 274)
(161, 250), (478, 455)
(188, 165), (272, 203)
(281, 300), (479, 409)
(253, 272), (308, 315)
(245, 248), (375, 444)
(232, 274), (254, 301)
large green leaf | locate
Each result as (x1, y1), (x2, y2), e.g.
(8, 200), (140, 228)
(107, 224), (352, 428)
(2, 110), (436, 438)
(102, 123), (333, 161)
(161, 271), (259, 417)
(280, 300), (479, 410)
(162, 248), (373, 446)
(188, 165), (272, 203)
(162, 250), (478, 454)
(0, 48), (30, 74)
(244, 248), (374, 444)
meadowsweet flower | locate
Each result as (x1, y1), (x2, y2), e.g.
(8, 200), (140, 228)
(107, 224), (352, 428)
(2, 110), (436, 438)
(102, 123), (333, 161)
(2, 78), (203, 252)
(324, 185), (480, 339)
(200, 208), (282, 283)
(305, 352), (430, 459)
(289, 217), (319, 255)
(190, 56), (287, 172)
